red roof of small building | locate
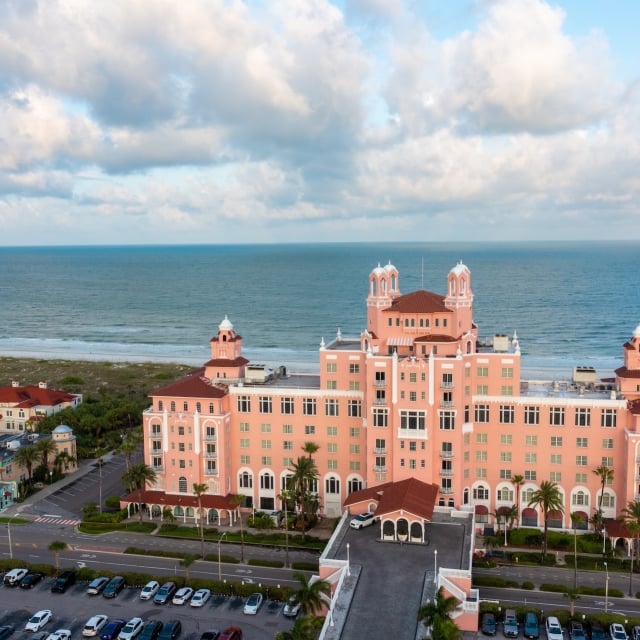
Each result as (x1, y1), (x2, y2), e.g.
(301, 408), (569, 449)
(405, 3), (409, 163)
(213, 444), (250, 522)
(628, 399), (640, 415)
(203, 357), (249, 367)
(382, 290), (450, 314)
(150, 368), (228, 399)
(616, 366), (640, 378)
(414, 334), (458, 343)
(0, 385), (77, 408)
(122, 489), (237, 510)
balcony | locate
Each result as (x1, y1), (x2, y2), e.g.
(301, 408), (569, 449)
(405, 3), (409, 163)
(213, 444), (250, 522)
(374, 380), (386, 387)
(440, 400), (454, 408)
(203, 434), (217, 441)
(440, 381), (454, 389)
(440, 450), (454, 458)
(204, 452), (218, 459)
(439, 469), (453, 477)
(373, 447), (387, 454)
(152, 465), (164, 472)
(204, 468), (219, 476)
(440, 487), (454, 495)
(373, 465), (387, 472)
(374, 399), (387, 406)
(150, 431), (162, 438)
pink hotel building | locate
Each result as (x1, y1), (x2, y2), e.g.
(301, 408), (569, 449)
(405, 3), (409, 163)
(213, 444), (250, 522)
(140, 260), (640, 534)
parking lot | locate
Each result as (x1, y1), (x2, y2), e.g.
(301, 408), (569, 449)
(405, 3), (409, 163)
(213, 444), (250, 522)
(0, 575), (293, 640)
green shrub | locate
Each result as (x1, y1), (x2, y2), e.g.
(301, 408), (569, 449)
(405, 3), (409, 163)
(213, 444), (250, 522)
(292, 561), (319, 572)
(248, 559), (284, 569)
(105, 496), (122, 509)
(539, 583), (567, 593)
(521, 581), (535, 590)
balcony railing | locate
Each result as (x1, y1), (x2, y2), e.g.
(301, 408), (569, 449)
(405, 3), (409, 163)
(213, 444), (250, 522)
(204, 468), (219, 476)
(440, 487), (454, 495)
(440, 451), (454, 458)
(440, 400), (454, 408)
(152, 465), (164, 472)
(204, 452), (218, 459)
(440, 381), (454, 389)
(374, 380), (386, 387)
(373, 447), (387, 454)
(373, 465), (387, 472)
(374, 399), (387, 406)
(440, 469), (453, 476)
(203, 434), (217, 441)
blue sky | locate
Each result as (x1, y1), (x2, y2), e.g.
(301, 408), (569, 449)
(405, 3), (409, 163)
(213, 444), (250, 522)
(0, 0), (638, 245)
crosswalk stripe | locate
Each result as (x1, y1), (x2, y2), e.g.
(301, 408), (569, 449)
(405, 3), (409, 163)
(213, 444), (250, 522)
(34, 516), (80, 525)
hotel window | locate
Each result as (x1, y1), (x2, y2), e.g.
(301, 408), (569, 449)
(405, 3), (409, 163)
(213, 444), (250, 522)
(501, 367), (513, 378)
(261, 456), (272, 465)
(439, 411), (455, 430)
(348, 400), (362, 418)
(281, 397), (295, 414)
(576, 437), (588, 448)
(261, 423), (271, 433)
(209, 403), (214, 413)
(375, 371), (386, 384)
(601, 409), (617, 428)
(327, 426), (337, 436)
(551, 436), (563, 447)
(409, 372), (417, 383)
(475, 405), (489, 423)
(303, 398), (317, 415)
(549, 471), (562, 482)
(259, 397), (272, 413)
(326, 477), (340, 493)
(158, 402), (163, 411)
(152, 442), (162, 453)
(602, 438), (614, 449)
(151, 424), (161, 435)
(350, 461), (361, 471)
(525, 452), (537, 463)
(283, 457), (293, 467)
(422, 373), (426, 381)
(572, 491), (589, 506)
(601, 456), (614, 467)
(327, 443), (338, 453)
(373, 408), (388, 427)
(283, 441), (293, 450)
(464, 433), (470, 444)
(375, 456), (386, 470)
(326, 362), (337, 373)
(240, 422), (250, 432)
(575, 473), (587, 483)
(497, 488), (513, 501)
(522, 488), (535, 504)
(400, 459), (405, 467)
(409, 459), (417, 470)
(282, 424), (293, 434)
(499, 405), (515, 424)
(350, 427), (360, 437)
(239, 471), (253, 488)
(477, 366), (489, 377)
(524, 470), (537, 481)
(237, 396), (251, 412)
(178, 426), (185, 436)
(576, 455), (588, 466)
(501, 434), (513, 445)
(476, 432), (488, 444)
(240, 455), (250, 465)
(326, 380), (337, 390)
(601, 493), (615, 508)
(240, 439), (250, 448)
(152, 457), (162, 469)
(196, 402), (201, 413)
(375, 389), (386, 403)
(183, 402), (188, 411)
(349, 363), (360, 374)
(400, 410), (426, 430)
(178, 443), (185, 452)
(501, 386), (514, 396)
(409, 391), (417, 402)
(260, 473), (274, 490)
(473, 485), (489, 500)
(524, 406), (540, 425)
(170, 401), (176, 412)
(349, 381), (360, 391)
(525, 435), (538, 446)
(549, 407), (565, 426)
(500, 452), (512, 462)
(551, 454), (562, 464)
(575, 408), (591, 427)
(476, 451), (488, 461)
(305, 425), (315, 435)
(409, 441), (417, 452)
(476, 468), (487, 478)
(325, 399), (339, 416)
(400, 391), (405, 400)
(476, 384), (489, 395)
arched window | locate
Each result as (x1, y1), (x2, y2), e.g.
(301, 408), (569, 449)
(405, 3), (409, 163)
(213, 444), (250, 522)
(463, 488), (469, 504)
(348, 479), (362, 494)
(572, 490), (589, 506)
(281, 473), (294, 492)
(178, 477), (187, 493)
(473, 484), (489, 500)
(260, 472), (274, 490)
(325, 477), (340, 494)
(239, 471), (253, 489)
(601, 493), (615, 508)
(522, 488), (535, 504)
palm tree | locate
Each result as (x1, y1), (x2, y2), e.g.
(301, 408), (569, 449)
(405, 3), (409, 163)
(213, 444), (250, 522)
(94, 444), (107, 514)
(511, 474), (524, 527)
(122, 462), (158, 522)
(192, 482), (208, 559)
(622, 500), (640, 595)
(49, 540), (67, 574)
(275, 616), (319, 640)
(562, 587), (581, 617)
(593, 465), (614, 513)
(14, 445), (41, 484)
(293, 571), (330, 616)
(302, 442), (319, 460)
(231, 494), (246, 563)
(418, 587), (461, 640)
(120, 428), (142, 472)
(279, 489), (294, 568)
(54, 450), (75, 474)
(570, 511), (583, 589)
(288, 456), (319, 538)
(180, 553), (198, 581)
(527, 481), (564, 560)
(35, 438), (58, 471)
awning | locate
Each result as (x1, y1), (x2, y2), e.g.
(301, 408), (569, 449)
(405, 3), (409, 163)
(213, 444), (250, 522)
(572, 510), (588, 522)
(548, 510), (563, 520)
(474, 505), (489, 515)
(387, 336), (414, 346)
(522, 508), (537, 518)
(497, 506), (512, 516)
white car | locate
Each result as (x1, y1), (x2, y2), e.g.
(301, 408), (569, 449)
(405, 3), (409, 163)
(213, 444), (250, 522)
(46, 630), (71, 640)
(82, 615), (108, 638)
(349, 511), (376, 529)
(3, 567), (28, 586)
(172, 586), (194, 605)
(545, 616), (564, 640)
(117, 618), (143, 640)
(243, 592), (264, 615)
(611, 625), (629, 640)
(25, 611), (53, 633)
(283, 595), (301, 618)
(190, 589), (211, 607)
(139, 580), (160, 600)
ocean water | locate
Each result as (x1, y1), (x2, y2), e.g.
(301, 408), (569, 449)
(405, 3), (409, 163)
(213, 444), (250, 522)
(0, 242), (638, 381)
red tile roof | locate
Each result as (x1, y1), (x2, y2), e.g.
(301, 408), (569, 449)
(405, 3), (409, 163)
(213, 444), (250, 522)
(210, 334), (242, 342)
(0, 385), (77, 408)
(122, 489), (237, 510)
(628, 399), (640, 415)
(414, 334), (458, 343)
(203, 357), (249, 367)
(344, 478), (439, 521)
(616, 366), (640, 378)
(150, 368), (228, 398)
(382, 290), (450, 314)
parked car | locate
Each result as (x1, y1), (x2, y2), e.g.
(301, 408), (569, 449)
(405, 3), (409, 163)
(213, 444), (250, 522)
(503, 609), (518, 638)
(87, 577), (110, 595)
(0, 627), (14, 640)
(4, 568), (28, 586)
(138, 622), (162, 640)
(157, 621), (181, 640)
(103, 576), (126, 599)
(140, 581), (160, 601)
(25, 611), (53, 633)
(243, 592), (264, 615)
(20, 573), (44, 589)
(46, 630), (71, 640)
(349, 512), (376, 529)
(30, 632), (48, 640)
(590, 621), (606, 640)
(524, 613), (540, 639)
(101, 620), (126, 640)
(631, 627), (640, 640)
(545, 616), (564, 640)
(51, 571), (76, 594)
(481, 612), (497, 636)
(190, 589), (211, 608)
(199, 632), (220, 640)
(611, 624), (629, 640)
(570, 622), (586, 640)
(172, 587), (193, 605)
(283, 595), (301, 618)
(218, 629), (242, 640)
(154, 582), (177, 605)
(83, 616), (109, 638)
(118, 618), (144, 640)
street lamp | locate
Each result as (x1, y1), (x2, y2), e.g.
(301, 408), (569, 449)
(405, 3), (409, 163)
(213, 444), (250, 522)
(218, 532), (227, 582)
(434, 548), (438, 585)
(503, 515), (508, 547)
(7, 508), (24, 560)
(346, 542), (350, 576)
(49, 471), (53, 485)
(604, 561), (610, 613)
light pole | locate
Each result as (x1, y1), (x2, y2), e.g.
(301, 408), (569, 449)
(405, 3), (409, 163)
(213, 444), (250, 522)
(7, 508), (24, 559)
(503, 515), (508, 547)
(218, 532), (227, 582)
(49, 471), (53, 485)
(346, 542), (350, 576)
(604, 561), (610, 613)
(434, 549), (438, 585)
